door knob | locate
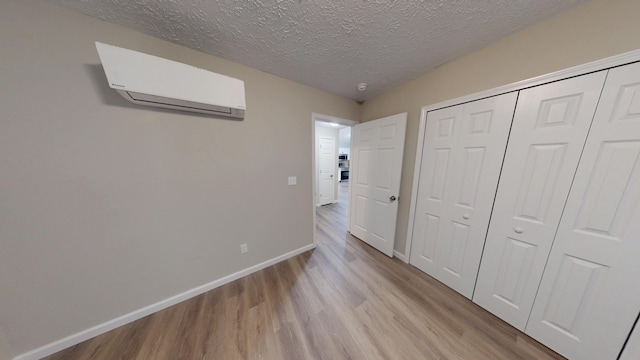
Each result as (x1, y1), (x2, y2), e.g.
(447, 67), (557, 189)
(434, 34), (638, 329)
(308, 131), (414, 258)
(390, 195), (397, 202)
(462, 213), (470, 219)
(514, 227), (524, 234)
(330, 174), (333, 177)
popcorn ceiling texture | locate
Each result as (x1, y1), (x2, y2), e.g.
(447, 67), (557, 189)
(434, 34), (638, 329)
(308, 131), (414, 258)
(52, 0), (587, 101)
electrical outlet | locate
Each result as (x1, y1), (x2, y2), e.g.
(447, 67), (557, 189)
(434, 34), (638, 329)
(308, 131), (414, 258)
(240, 243), (248, 253)
(288, 176), (297, 185)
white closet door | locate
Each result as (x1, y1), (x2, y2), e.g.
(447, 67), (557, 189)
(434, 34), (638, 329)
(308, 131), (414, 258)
(621, 319), (640, 360)
(410, 93), (517, 298)
(473, 71), (607, 330)
(526, 62), (640, 360)
(410, 105), (462, 275)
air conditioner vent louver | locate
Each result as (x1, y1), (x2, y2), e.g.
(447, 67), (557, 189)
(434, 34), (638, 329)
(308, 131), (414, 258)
(95, 42), (246, 119)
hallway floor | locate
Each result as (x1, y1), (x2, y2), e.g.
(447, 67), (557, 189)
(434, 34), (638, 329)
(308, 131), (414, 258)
(45, 180), (562, 359)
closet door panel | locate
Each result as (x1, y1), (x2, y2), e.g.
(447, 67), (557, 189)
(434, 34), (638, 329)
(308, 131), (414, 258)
(526, 62), (640, 360)
(433, 94), (517, 298)
(410, 106), (463, 274)
(473, 71), (608, 330)
(410, 93), (517, 298)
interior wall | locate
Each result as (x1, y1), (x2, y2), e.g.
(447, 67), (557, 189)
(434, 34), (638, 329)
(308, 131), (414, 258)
(0, 0), (361, 356)
(338, 127), (351, 157)
(315, 125), (340, 204)
(361, 0), (640, 257)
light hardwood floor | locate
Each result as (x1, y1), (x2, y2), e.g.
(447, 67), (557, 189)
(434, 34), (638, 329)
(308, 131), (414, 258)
(45, 182), (563, 359)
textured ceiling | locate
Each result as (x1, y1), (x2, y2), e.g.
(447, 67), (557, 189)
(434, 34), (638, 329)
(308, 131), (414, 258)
(51, 0), (588, 102)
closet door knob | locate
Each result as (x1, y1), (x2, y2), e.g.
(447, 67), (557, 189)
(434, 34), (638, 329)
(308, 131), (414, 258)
(514, 227), (524, 234)
(462, 214), (470, 219)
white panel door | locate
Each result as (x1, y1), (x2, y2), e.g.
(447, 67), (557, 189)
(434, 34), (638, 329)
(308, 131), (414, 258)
(473, 71), (608, 330)
(621, 320), (640, 360)
(409, 92), (517, 298)
(409, 105), (461, 273)
(318, 136), (335, 206)
(349, 113), (407, 257)
(526, 62), (640, 360)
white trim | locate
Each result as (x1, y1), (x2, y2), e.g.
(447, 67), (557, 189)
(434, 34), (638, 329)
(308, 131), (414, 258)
(13, 243), (316, 360)
(404, 49), (640, 263)
(312, 113), (358, 127)
(404, 107), (429, 263)
(312, 115), (317, 245)
(421, 49), (640, 113)
(393, 250), (408, 263)
(346, 123), (354, 233)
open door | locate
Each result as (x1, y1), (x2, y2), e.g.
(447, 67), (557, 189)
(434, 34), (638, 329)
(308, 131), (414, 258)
(349, 113), (407, 257)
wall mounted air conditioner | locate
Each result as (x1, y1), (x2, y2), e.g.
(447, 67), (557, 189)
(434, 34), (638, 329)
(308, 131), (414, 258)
(95, 42), (246, 119)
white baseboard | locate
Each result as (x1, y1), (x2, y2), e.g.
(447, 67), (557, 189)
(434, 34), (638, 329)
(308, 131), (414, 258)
(13, 243), (316, 360)
(393, 250), (408, 263)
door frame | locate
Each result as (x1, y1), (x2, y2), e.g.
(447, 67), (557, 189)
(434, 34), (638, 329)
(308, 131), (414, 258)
(311, 113), (358, 246)
(404, 48), (640, 263)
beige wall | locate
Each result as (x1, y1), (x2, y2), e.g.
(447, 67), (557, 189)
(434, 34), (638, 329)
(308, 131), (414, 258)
(0, 0), (360, 356)
(362, 0), (640, 256)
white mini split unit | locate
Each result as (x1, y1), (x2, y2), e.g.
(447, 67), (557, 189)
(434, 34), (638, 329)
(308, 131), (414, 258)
(95, 42), (246, 119)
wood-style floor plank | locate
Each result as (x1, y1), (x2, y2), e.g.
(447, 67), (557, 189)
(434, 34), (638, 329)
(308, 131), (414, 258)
(44, 182), (564, 359)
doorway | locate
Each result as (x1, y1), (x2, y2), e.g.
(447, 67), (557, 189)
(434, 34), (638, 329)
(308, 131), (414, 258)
(312, 113), (357, 245)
